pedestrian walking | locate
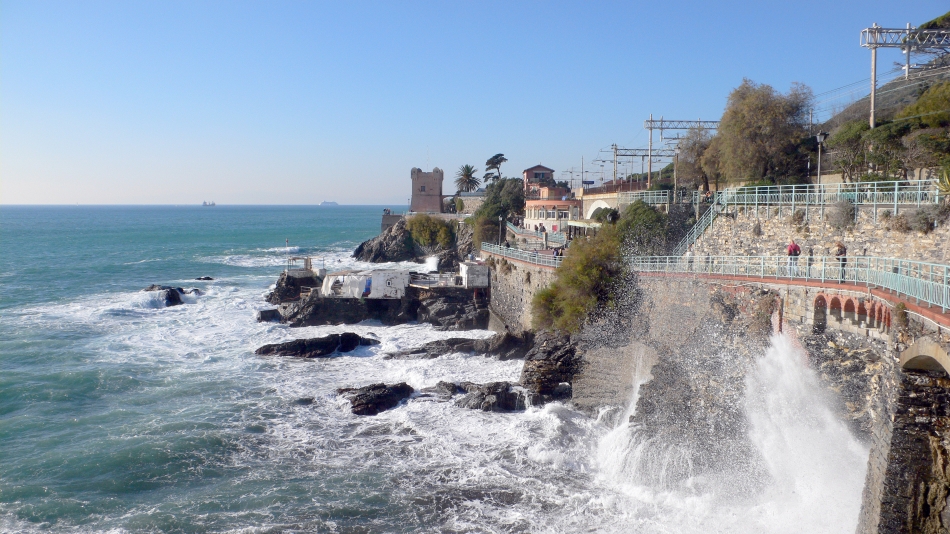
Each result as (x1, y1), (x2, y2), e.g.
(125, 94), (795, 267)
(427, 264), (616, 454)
(834, 241), (847, 283)
(786, 239), (801, 277)
(685, 244), (694, 272)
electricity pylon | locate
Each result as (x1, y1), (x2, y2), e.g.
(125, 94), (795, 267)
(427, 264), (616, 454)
(861, 23), (950, 128)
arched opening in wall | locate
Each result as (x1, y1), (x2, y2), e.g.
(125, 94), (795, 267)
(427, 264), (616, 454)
(813, 295), (827, 334)
(867, 302), (876, 328)
(885, 310), (891, 329)
(900, 338), (950, 377)
(856, 301), (868, 326)
(829, 296), (842, 321)
(844, 299), (856, 323)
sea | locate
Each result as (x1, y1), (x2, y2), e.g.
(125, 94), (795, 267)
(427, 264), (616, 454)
(0, 205), (868, 533)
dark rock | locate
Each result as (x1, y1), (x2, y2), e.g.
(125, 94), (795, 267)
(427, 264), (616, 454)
(254, 333), (380, 358)
(195, 276), (214, 281)
(282, 294), (416, 327)
(352, 218), (417, 263)
(454, 381), (529, 412)
(281, 286), (487, 331)
(294, 397), (314, 405)
(338, 382), (414, 415)
(266, 270), (323, 305)
(416, 288), (490, 331)
(256, 309), (281, 322)
(142, 285), (184, 307)
(519, 331), (582, 396)
(385, 333), (531, 360)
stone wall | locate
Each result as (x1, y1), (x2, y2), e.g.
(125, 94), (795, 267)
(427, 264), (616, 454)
(457, 195), (485, 215)
(486, 258), (555, 334)
(691, 204), (950, 265)
(410, 167), (445, 213)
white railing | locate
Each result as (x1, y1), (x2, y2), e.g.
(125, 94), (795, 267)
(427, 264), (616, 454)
(629, 255), (950, 312)
(507, 221), (567, 245)
(481, 243), (564, 268)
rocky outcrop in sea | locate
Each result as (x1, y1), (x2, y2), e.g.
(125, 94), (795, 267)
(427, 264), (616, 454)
(352, 217), (475, 272)
(338, 383), (414, 415)
(255, 333), (380, 358)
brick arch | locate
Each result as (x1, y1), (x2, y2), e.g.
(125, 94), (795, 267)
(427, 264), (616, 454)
(857, 301), (868, 319)
(813, 295), (828, 334)
(829, 296), (843, 320)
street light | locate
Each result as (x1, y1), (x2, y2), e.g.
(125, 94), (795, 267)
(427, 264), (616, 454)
(498, 215), (504, 245)
(673, 147), (680, 203)
(816, 132), (829, 187)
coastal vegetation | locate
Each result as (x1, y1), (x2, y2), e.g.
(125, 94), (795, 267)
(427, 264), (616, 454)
(405, 214), (455, 248)
(483, 153), (508, 184)
(469, 177), (526, 249)
(532, 201), (670, 333)
(454, 164), (480, 193)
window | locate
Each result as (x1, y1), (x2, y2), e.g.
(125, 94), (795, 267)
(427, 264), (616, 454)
(420, 185), (426, 192)
(534, 172), (544, 180)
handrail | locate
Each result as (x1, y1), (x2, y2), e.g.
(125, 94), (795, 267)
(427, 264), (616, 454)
(671, 189), (735, 256)
(701, 179), (940, 208)
(506, 221), (567, 245)
(481, 243), (564, 268)
(482, 242), (950, 312)
(629, 255), (950, 313)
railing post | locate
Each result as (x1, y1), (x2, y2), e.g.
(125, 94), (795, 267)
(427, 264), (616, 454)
(894, 180), (899, 215)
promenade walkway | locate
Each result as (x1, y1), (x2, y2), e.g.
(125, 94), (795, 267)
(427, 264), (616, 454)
(480, 243), (950, 323)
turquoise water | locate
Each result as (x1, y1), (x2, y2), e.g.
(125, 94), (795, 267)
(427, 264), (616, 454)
(0, 206), (602, 533)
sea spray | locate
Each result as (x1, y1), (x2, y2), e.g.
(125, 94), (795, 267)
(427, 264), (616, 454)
(593, 333), (868, 533)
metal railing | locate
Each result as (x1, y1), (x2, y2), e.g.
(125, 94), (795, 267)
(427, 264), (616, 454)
(481, 243), (564, 268)
(672, 190), (736, 256)
(507, 221), (567, 245)
(702, 180), (940, 209)
(629, 255), (950, 312)
(482, 242), (950, 312)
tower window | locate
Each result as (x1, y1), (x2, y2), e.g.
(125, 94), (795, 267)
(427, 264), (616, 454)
(420, 185), (426, 192)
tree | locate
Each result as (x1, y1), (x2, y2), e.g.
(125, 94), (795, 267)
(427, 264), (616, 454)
(826, 120), (869, 182)
(678, 126), (713, 191)
(485, 154), (508, 183)
(454, 164), (480, 192)
(706, 79), (812, 183)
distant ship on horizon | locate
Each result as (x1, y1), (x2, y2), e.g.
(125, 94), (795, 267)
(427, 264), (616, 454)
(319, 201), (339, 206)
(202, 201), (216, 206)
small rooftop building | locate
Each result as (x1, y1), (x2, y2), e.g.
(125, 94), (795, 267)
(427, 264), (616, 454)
(320, 270), (410, 299)
(522, 164), (556, 199)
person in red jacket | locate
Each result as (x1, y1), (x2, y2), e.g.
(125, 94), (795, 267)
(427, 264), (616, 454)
(787, 239), (801, 276)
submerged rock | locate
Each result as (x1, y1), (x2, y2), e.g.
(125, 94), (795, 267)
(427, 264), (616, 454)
(454, 381), (530, 412)
(338, 382), (414, 415)
(142, 285), (186, 307)
(385, 333), (530, 360)
(255, 333), (380, 358)
(195, 276), (214, 281)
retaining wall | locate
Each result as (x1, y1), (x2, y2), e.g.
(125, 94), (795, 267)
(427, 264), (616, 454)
(691, 204), (950, 265)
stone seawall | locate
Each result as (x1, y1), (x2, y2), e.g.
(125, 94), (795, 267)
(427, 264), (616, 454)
(691, 204), (949, 265)
(486, 257), (555, 335)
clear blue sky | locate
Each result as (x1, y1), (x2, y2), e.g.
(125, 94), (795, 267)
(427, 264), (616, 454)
(2, 1), (945, 204)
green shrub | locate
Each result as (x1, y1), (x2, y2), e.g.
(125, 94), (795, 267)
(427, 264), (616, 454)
(405, 214), (455, 248)
(532, 226), (624, 333)
(455, 197), (465, 213)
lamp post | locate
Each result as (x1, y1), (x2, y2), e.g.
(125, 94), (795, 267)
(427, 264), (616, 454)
(673, 147), (680, 203)
(498, 215), (504, 245)
(816, 132), (829, 187)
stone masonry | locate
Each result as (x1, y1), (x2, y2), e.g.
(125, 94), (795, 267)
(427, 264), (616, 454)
(691, 204), (949, 265)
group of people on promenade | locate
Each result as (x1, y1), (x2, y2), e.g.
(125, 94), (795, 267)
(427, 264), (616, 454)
(683, 239), (849, 283)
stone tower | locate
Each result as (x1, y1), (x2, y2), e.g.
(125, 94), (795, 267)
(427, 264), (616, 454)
(410, 167), (444, 213)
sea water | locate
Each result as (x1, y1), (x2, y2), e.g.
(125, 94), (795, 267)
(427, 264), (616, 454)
(1, 206), (868, 532)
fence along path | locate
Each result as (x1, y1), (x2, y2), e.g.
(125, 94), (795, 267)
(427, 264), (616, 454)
(671, 179), (943, 257)
(481, 242), (950, 313)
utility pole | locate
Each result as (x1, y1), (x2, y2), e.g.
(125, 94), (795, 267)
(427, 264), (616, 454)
(861, 22), (950, 128)
(647, 114), (653, 189)
(612, 144), (618, 184)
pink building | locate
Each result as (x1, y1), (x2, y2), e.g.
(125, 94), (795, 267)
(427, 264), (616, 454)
(522, 165), (556, 199)
(410, 167), (444, 213)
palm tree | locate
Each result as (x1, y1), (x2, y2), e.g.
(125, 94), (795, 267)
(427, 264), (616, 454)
(939, 166), (950, 198)
(485, 154), (508, 183)
(454, 164), (480, 193)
